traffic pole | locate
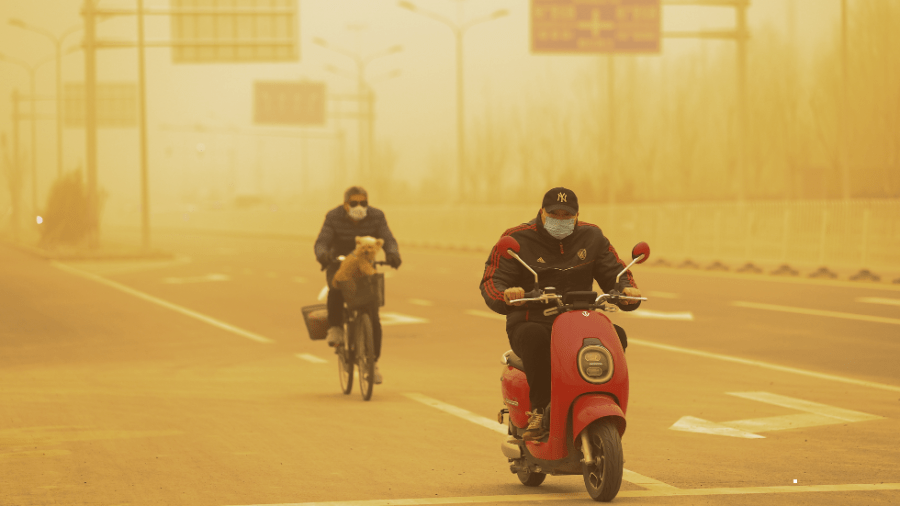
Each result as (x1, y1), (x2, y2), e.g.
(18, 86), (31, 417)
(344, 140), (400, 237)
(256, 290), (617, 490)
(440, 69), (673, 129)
(83, 0), (99, 247)
(137, 0), (151, 250)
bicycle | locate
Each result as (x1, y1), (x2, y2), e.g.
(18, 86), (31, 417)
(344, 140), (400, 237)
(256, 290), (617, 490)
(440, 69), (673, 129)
(333, 259), (388, 401)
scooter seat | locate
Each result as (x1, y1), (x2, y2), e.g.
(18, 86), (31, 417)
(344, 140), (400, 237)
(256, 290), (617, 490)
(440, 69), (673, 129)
(503, 350), (526, 372)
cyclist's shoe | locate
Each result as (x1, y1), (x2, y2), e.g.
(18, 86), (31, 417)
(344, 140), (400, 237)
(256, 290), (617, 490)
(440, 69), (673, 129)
(373, 364), (383, 385)
(326, 326), (344, 347)
(521, 408), (546, 441)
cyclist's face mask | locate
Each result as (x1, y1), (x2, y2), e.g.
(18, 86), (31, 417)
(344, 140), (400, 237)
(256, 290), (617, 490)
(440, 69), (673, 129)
(543, 210), (577, 240)
(345, 198), (368, 220)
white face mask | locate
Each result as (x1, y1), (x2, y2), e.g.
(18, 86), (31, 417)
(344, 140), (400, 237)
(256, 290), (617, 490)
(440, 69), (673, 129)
(544, 215), (575, 240)
(348, 206), (367, 221)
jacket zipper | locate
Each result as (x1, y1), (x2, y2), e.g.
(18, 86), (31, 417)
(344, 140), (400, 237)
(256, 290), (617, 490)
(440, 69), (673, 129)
(560, 243), (564, 254)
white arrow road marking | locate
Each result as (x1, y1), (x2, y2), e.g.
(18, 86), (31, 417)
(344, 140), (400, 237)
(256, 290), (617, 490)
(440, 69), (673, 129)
(464, 309), (506, 321)
(620, 309), (694, 321)
(733, 301), (900, 325)
(407, 298), (434, 306)
(379, 312), (429, 326)
(857, 296), (900, 306)
(162, 273), (230, 284)
(53, 263), (274, 344)
(404, 393), (670, 491)
(670, 391), (883, 438)
(296, 353), (327, 364)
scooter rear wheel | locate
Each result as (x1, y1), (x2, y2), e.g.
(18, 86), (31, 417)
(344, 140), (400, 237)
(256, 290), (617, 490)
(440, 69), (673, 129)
(517, 469), (546, 487)
(582, 419), (623, 502)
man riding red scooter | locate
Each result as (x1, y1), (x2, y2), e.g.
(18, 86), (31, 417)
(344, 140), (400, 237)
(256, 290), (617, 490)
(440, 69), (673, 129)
(479, 187), (649, 501)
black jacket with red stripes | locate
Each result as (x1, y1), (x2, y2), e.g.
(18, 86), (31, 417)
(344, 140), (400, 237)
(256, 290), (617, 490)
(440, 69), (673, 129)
(479, 211), (640, 331)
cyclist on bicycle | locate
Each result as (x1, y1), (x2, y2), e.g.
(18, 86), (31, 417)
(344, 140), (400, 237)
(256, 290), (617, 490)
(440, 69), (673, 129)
(314, 186), (401, 384)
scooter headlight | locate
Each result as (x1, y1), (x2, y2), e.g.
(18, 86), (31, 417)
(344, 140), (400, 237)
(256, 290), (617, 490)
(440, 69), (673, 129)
(577, 345), (614, 384)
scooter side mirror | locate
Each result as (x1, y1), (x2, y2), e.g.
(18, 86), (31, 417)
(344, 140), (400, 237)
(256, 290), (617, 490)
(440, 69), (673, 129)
(497, 236), (520, 259)
(495, 235), (539, 286)
(631, 242), (650, 264)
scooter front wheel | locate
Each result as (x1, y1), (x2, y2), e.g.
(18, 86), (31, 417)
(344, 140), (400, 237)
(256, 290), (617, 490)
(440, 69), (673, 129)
(581, 419), (623, 502)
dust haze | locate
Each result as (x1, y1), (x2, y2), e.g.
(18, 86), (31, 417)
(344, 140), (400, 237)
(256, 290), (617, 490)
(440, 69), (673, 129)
(0, 0), (897, 274)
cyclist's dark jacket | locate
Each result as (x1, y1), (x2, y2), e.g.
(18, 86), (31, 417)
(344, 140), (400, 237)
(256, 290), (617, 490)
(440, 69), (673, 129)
(314, 205), (400, 261)
(480, 212), (639, 331)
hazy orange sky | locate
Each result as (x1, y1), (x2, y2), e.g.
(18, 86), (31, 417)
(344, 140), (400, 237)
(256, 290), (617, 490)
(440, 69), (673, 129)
(0, 0), (844, 209)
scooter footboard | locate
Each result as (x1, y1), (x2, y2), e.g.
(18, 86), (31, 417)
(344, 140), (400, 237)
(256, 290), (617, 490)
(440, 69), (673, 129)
(572, 394), (626, 443)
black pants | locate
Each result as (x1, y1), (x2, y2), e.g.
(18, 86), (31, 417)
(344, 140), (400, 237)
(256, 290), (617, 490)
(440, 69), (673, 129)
(508, 321), (628, 412)
(326, 269), (382, 360)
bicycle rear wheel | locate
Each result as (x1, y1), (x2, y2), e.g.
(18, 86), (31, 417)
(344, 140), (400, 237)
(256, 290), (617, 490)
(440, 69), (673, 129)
(337, 325), (353, 395)
(356, 312), (375, 401)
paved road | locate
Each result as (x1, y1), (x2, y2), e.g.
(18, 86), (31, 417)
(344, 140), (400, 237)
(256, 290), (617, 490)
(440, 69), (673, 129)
(2, 231), (899, 505)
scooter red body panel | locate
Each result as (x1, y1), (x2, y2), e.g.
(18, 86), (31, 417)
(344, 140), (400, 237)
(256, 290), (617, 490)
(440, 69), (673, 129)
(504, 309), (629, 462)
(500, 366), (531, 428)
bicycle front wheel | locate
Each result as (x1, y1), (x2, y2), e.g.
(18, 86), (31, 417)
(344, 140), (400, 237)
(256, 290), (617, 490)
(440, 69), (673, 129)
(356, 312), (375, 401)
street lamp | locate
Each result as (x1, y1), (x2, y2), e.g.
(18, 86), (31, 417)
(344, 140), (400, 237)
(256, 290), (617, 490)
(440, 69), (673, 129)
(9, 18), (81, 178)
(398, 1), (509, 202)
(0, 52), (54, 221)
(314, 37), (402, 180)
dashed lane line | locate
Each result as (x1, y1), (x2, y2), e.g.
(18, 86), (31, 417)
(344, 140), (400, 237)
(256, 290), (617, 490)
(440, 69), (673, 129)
(296, 353), (327, 364)
(733, 300), (900, 326)
(464, 309), (505, 321)
(53, 262), (274, 344)
(857, 296), (900, 307)
(224, 483), (900, 505)
(630, 338), (900, 392)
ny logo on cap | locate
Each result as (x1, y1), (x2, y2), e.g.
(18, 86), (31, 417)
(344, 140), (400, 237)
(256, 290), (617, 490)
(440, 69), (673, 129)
(558, 192), (567, 203)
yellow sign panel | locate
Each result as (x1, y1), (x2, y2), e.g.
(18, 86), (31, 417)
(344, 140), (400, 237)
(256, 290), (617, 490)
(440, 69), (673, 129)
(171, 0), (299, 63)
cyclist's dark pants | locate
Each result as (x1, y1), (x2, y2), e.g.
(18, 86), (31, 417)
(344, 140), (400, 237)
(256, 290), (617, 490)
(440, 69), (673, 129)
(508, 320), (628, 412)
(326, 268), (382, 360)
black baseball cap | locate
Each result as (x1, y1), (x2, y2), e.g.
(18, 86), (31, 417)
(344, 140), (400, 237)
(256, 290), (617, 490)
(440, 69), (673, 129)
(542, 187), (578, 215)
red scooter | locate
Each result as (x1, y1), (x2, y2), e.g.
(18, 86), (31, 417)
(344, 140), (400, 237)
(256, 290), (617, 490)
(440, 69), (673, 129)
(495, 236), (649, 502)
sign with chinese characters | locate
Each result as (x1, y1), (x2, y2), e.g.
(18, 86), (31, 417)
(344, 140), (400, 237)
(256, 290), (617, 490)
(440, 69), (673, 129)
(254, 81), (326, 126)
(171, 0), (298, 63)
(531, 0), (661, 53)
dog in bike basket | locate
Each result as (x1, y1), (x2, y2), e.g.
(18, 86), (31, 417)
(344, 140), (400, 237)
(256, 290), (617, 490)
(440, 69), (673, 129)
(332, 236), (384, 288)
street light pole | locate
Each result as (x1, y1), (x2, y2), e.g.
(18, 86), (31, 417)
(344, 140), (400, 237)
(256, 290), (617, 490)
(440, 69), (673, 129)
(8, 19), (81, 179)
(0, 53), (53, 220)
(398, 1), (509, 202)
(314, 37), (401, 182)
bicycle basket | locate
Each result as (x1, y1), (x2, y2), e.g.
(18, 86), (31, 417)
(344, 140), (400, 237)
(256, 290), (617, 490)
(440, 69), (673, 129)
(301, 303), (329, 341)
(337, 273), (385, 309)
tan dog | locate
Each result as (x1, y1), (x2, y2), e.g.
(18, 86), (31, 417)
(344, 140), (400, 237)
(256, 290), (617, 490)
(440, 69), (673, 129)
(332, 236), (384, 288)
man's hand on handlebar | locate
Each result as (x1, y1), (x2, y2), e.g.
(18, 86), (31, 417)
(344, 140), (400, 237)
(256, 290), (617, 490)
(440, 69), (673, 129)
(504, 287), (526, 306)
(619, 287), (642, 305)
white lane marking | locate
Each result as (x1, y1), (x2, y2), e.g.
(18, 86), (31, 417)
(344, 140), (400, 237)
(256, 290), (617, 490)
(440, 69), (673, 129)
(53, 262), (274, 344)
(629, 338), (900, 392)
(857, 296), (900, 307)
(379, 312), (429, 326)
(162, 273), (230, 284)
(670, 391), (882, 438)
(732, 301), (900, 326)
(621, 309), (694, 321)
(292, 276), (307, 283)
(622, 469), (678, 491)
(219, 483), (900, 505)
(404, 393), (670, 490)
(646, 290), (679, 299)
(464, 309), (506, 321)
(296, 353), (327, 364)
(407, 298), (434, 307)
(265, 272), (278, 279)
(403, 393), (507, 435)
